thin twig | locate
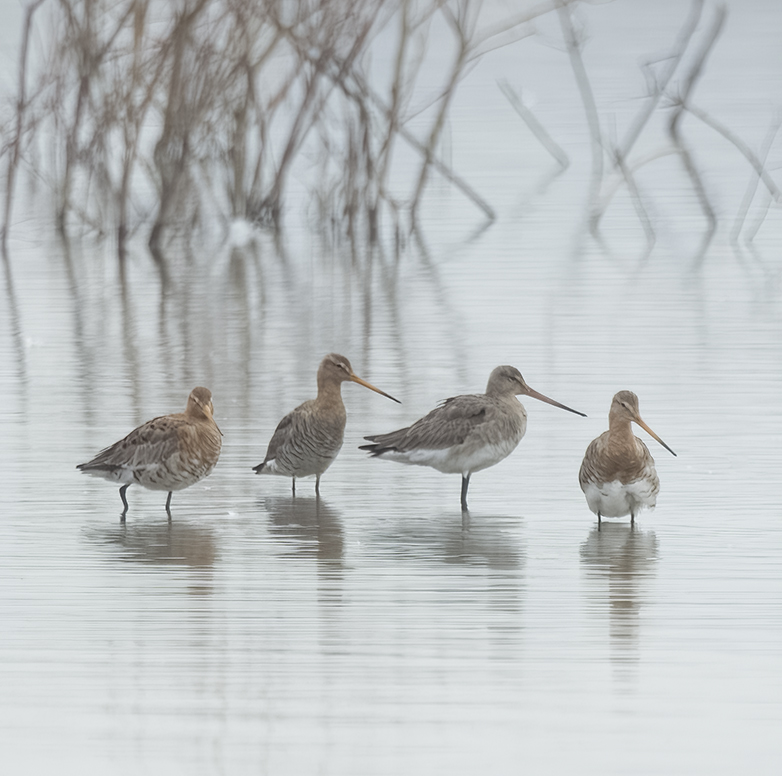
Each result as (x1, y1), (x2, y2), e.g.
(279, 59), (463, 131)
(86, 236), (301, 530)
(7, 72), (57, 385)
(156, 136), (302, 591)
(593, 0), (704, 229)
(668, 4), (727, 266)
(556, 0), (603, 234)
(684, 102), (782, 203)
(498, 79), (569, 169)
(2, 0), (47, 254)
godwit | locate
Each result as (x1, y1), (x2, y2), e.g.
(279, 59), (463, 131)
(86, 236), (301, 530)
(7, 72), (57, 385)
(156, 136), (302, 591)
(77, 387), (222, 517)
(360, 365), (586, 510)
(579, 390), (676, 526)
(253, 353), (399, 495)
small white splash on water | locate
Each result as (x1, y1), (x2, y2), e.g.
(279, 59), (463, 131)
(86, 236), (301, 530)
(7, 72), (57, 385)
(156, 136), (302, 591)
(228, 218), (256, 248)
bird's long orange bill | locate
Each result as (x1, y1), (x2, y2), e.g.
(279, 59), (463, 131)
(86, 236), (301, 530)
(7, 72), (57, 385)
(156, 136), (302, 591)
(526, 387), (587, 417)
(635, 418), (676, 456)
(351, 374), (401, 404)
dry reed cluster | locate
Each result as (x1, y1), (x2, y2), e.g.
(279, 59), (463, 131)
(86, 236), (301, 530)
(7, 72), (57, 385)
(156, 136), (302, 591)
(1, 0), (779, 273)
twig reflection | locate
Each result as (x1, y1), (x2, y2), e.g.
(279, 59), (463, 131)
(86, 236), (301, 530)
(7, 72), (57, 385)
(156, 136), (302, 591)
(666, 5), (726, 266)
(1, 245), (29, 417)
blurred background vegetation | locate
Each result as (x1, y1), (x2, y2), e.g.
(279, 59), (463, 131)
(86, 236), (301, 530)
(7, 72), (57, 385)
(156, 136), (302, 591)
(1, 0), (780, 281)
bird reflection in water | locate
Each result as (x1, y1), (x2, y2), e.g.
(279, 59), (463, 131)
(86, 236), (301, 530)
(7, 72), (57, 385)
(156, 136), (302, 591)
(580, 522), (658, 679)
(439, 511), (523, 574)
(85, 520), (217, 596)
(262, 496), (344, 578)
(369, 511), (526, 651)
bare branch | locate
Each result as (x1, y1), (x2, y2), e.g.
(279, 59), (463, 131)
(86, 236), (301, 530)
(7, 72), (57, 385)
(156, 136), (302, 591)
(668, 3), (727, 265)
(498, 79), (568, 169)
(556, 0), (603, 233)
(2, 0), (48, 253)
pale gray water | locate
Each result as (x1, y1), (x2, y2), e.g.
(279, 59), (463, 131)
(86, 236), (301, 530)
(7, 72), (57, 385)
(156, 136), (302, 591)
(2, 1), (782, 774)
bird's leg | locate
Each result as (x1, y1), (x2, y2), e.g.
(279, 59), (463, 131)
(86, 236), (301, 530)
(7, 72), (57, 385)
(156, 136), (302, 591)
(119, 485), (130, 518)
(597, 512), (602, 532)
(291, 477), (296, 497)
(630, 510), (635, 528)
(165, 491), (173, 516)
(460, 475), (470, 511)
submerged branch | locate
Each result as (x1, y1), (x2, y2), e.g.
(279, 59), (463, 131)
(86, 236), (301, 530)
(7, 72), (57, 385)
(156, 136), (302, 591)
(731, 118), (780, 262)
(592, 0), (704, 231)
(498, 79), (569, 169)
(668, 4), (727, 265)
(2, 0), (47, 254)
(684, 103), (782, 204)
(556, 0), (603, 234)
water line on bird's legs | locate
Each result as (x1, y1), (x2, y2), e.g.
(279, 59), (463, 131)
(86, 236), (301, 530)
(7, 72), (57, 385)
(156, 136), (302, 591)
(461, 475), (470, 511)
(119, 484), (129, 519)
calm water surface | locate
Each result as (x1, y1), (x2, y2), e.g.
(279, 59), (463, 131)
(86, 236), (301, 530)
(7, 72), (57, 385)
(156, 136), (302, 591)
(2, 1), (782, 774)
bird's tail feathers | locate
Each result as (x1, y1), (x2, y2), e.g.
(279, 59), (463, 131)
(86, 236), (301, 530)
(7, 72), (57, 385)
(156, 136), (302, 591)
(359, 442), (398, 457)
(76, 462), (120, 472)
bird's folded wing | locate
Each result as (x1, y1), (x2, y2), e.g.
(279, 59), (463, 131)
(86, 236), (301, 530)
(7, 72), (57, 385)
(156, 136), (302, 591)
(370, 395), (489, 451)
(80, 416), (182, 470)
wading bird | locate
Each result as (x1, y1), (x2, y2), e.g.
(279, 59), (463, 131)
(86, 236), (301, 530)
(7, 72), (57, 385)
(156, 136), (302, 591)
(579, 390), (676, 526)
(360, 365), (585, 510)
(77, 387), (222, 517)
(253, 353), (399, 495)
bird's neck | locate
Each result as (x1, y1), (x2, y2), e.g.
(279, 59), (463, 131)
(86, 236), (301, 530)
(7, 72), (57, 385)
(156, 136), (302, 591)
(499, 392), (523, 410)
(607, 417), (638, 451)
(316, 378), (345, 408)
(486, 387), (515, 401)
(185, 403), (210, 423)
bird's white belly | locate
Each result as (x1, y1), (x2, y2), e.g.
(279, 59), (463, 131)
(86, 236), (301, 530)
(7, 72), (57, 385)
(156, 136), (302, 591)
(382, 439), (518, 476)
(86, 465), (136, 487)
(583, 478), (657, 518)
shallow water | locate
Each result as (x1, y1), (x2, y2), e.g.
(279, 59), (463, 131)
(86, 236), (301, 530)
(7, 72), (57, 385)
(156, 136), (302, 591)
(2, 1), (782, 774)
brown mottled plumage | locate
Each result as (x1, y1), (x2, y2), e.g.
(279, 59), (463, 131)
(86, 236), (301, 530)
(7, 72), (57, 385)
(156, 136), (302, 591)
(253, 354), (399, 495)
(77, 387), (222, 517)
(579, 391), (676, 526)
(361, 365), (586, 510)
